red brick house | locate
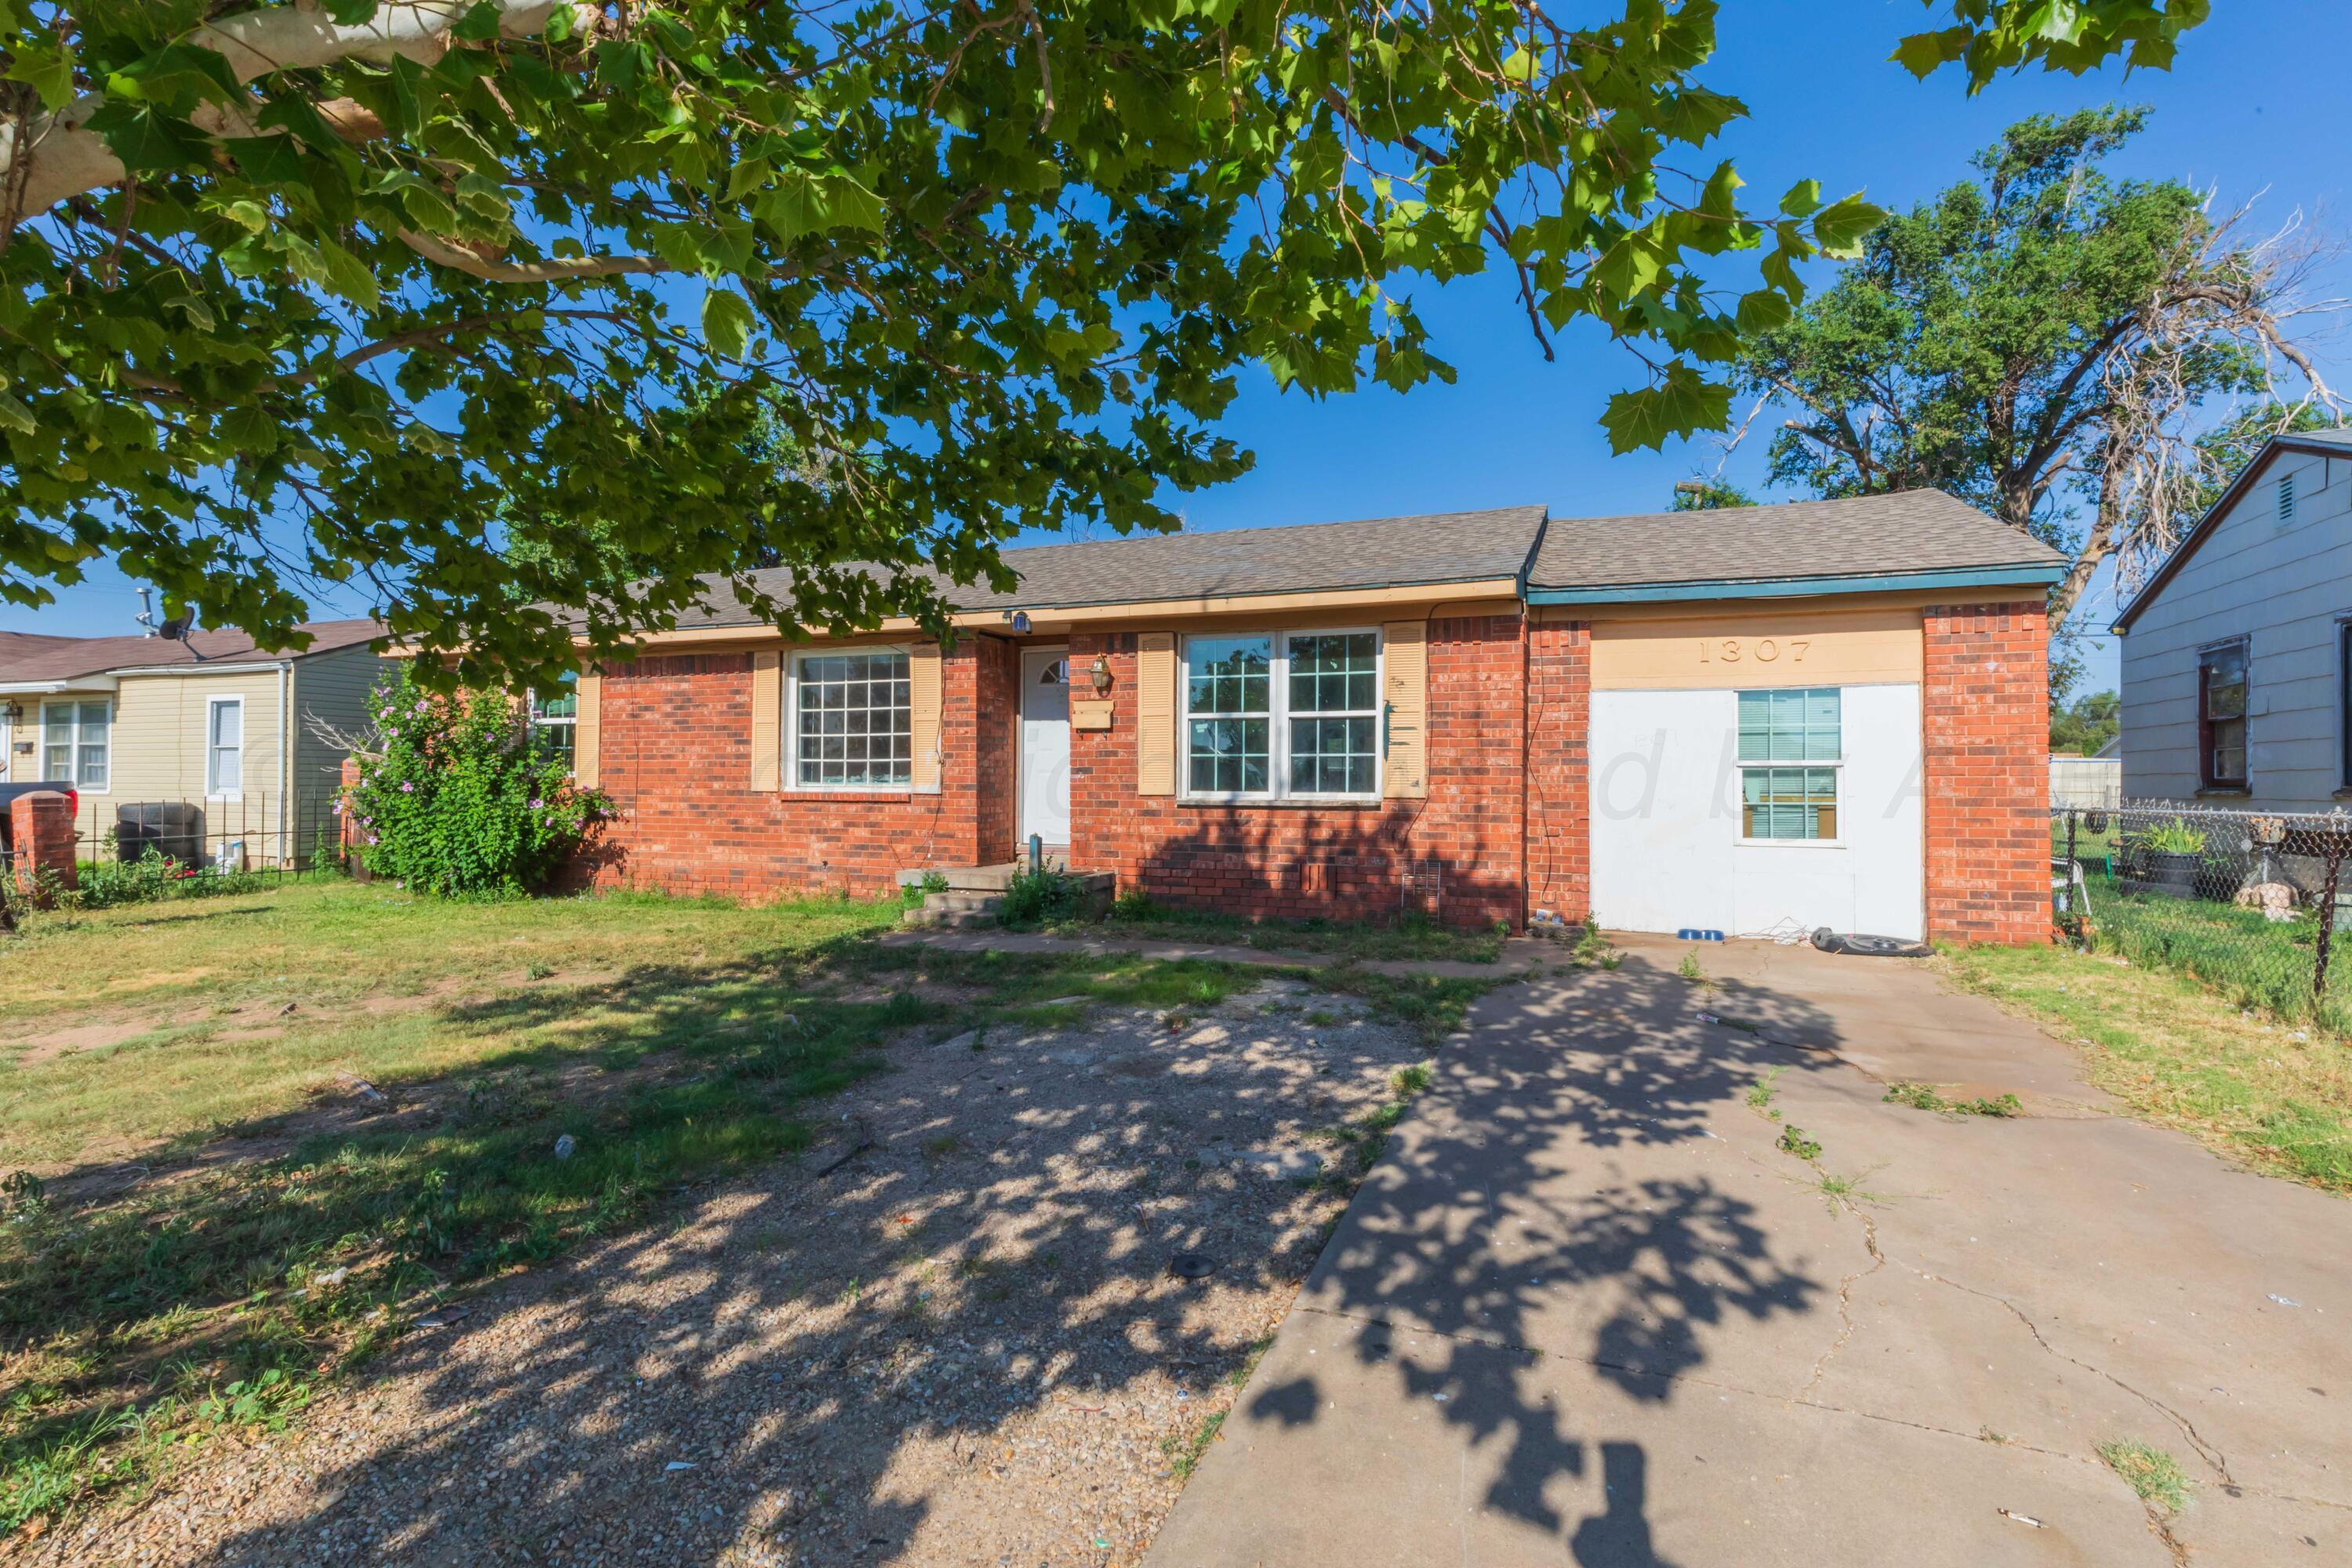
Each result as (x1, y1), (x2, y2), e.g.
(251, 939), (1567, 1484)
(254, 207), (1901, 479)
(566, 492), (2063, 943)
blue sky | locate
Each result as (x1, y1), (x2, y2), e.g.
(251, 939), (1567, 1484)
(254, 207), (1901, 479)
(14, 2), (2348, 699)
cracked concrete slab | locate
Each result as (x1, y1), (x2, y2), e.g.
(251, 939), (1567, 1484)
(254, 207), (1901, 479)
(1147, 936), (2352, 1566)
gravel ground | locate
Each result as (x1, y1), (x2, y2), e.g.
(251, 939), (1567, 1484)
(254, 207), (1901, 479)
(17, 976), (1427, 1568)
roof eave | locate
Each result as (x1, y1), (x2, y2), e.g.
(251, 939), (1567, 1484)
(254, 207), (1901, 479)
(1524, 563), (2064, 605)
(0, 676), (120, 694)
(2109, 433), (2350, 632)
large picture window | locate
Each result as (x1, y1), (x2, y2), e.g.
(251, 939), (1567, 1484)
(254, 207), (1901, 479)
(2198, 640), (2249, 790)
(1182, 630), (1381, 800)
(42, 699), (110, 789)
(1737, 688), (1840, 840)
(793, 648), (912, 787)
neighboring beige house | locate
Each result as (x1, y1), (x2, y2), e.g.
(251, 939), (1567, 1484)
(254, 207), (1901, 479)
(0, 619), (387, 866)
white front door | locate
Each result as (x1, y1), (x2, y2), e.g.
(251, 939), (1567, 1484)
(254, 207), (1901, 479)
(1020, 648), (1072, 848)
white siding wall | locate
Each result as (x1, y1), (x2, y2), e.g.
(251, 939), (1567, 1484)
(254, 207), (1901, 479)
(2120, 450), (2352, 810)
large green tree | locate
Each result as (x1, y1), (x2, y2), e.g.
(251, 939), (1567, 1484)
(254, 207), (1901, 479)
(1733, 103), (2334, 626)
(0, 2), (2206, 681)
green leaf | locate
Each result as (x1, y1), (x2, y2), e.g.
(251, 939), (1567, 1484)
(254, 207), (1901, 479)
(701, 289), (755, 359)
(82, 101), (212, 174)
(4, 40), (76, 113)
(1734, 289), (1791, 335)
(1599, 364), (1731, 454)
(0, 390), (34, 435)
(1809, 193), (1884, 259)
(1889, 27), (1969, 82)
(223, 135), (308, 187)
(1777, 179), (1823, 219)
(312, 238), (383, 309)
(452, 2), (505, 43)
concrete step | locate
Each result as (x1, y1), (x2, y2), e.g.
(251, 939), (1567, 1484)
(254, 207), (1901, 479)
(897, 859), (1086, 893)
(927, 890), (1007, 915)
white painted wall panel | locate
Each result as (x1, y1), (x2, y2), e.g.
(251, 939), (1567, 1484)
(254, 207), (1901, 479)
(1590, 683), (1924, 942)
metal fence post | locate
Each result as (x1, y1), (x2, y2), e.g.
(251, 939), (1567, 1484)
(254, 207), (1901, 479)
(2316, 825), (2350, 1005)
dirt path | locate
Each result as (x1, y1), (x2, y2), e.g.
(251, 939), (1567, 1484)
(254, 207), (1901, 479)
(17, 976), (1428, 1568)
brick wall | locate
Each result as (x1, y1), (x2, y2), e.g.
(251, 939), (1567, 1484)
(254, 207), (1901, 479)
(1065, 615), (1527, 928)
(1923, 601), (2050, 945)
(1524, 614), (1591, 924)
(973, 634), (1020, 865)
(588, 646), (996, 898)
(7, 789), (77, 908)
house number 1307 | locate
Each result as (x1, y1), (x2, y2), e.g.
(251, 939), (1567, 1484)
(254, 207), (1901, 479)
(1698, 638), (1809, 663)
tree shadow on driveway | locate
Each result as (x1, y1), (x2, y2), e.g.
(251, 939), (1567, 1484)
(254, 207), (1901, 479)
(1158, 945), (1849, 1564)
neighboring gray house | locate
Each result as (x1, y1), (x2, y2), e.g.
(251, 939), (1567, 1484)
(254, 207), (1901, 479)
(2111, 426), (2352, 809)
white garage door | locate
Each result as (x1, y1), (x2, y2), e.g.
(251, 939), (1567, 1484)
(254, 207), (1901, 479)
(1589, 683), (1924, 941)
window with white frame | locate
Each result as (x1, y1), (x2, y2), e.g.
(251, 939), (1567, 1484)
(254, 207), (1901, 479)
(793, 648), (912, 787)
(205, 696), (243, 796)
(1183, 630), (1381, 800)
(530, 670), (577, 773)
(1737, 688), (1841, 840)
(42, 699), (110, 789)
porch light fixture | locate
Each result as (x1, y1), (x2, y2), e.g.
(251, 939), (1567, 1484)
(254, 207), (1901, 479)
(0, 699), (20, 724)
(1089, 654), (1113, 695)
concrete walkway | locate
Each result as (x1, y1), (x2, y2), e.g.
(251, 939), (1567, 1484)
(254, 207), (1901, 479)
(1147, 935), (2352, 1566)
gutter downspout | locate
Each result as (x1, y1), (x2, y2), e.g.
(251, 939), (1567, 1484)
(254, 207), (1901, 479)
(278, 662), (292, 868)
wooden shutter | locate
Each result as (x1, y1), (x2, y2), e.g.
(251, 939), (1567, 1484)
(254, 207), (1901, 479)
(749, 650), (782, 791)
(1381, 620), (1428, 798)
(909, 643), (942, 791)
(1138, 631), (1176, 796)
(574, 670), (602, 789)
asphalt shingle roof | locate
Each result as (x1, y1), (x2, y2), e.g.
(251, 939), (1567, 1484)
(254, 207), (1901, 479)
(666, 505), (1550, 628)
(1528, 490), (2063, 591)
(0, 619), (383, 684)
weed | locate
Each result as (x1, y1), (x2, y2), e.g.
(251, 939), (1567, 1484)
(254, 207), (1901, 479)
(920, 1133), (964, 1158)
(1162, 1410), (1226, 1481)
(1391, 1062), (1433, 1097)
(1883, 1082), (2023, 1118)
(524, 961), (555, 980)
(2097, 1440), (2190, 1512)
(1979, 1426), (2010, 1445)
(1304, 1008), (1341, 1028)
(1678, 951), (1704, 983)
(1776, 1125), (1823, 1161)
(998, 866), (1089, 925)
(1811, 1167), (1886, 1216)
(1744, 1068), (1784, 1116)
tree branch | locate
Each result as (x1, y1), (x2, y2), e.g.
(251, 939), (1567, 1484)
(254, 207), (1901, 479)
(2, 1), (597, 217)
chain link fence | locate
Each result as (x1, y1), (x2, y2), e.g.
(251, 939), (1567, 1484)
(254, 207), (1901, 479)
(2053, 801), (2352, 1036)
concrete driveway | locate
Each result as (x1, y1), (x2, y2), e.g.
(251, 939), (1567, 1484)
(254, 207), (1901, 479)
(1148, 936), (2351, 1566)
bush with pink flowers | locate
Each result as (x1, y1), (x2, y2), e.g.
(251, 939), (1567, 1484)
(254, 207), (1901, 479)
(346, 665), (611, 897)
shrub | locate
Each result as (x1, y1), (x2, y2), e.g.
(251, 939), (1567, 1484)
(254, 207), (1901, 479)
(999, 866), (1086, 925)
(347, 665), (612, 897)
(71, 848), (263, 909)
(2142, 818), (2206, 855)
